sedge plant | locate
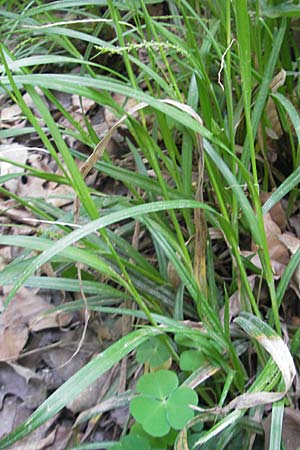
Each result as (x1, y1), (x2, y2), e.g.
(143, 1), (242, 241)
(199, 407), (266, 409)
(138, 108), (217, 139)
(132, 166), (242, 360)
(0, 1), (300, 449)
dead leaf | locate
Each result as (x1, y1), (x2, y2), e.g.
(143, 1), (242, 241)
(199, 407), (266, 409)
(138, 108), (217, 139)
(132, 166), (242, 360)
(0, 287), (71, 361)
(167, 260), (181, 289)
(7, 362), (41, 383)
(8, 414), (70, 450)
(0, 322), (28, 362)
(279, 233), (300, 255)
(0, 362), (46, 409)
(260, 191), (287, 231)
(0, 104), (22, 122)
(0, 397), (31, 439)
(263, 213), (289, 265)
(42, 328), (99, 390)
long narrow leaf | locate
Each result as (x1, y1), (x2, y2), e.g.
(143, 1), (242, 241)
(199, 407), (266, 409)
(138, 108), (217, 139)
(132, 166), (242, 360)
(3, 200), (214, 308)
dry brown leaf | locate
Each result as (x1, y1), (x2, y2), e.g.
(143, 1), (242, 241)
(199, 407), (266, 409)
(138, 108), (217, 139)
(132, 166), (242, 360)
(260, 191), (287, 231)
(263, 213), (289, 265)
(279, 233), (300, 255)
(2, 286), (71, 331)
(167, 259), (181, 289)
(41, 328), (98, 388)
(15, 175), (74, 208)
(0, 287), (71, 361)
(0, 322), (28, 362)
(0, 397), (31, 439)
(0, 362), (46, 409)
(0, 104), (22, 122)
(263, 213), (288, 263)
(9, 415), (70, 450)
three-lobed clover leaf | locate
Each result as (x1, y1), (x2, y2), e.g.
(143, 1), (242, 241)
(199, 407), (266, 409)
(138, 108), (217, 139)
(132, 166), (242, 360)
(110, 434), (151, 450)
(130, 423), (176, 450)
(130, 370), (198, 437)
(136, 336), (171, 368)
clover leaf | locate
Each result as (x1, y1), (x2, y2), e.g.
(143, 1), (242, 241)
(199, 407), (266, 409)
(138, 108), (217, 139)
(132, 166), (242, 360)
(110, 434), (151, 450)
(180, 349), (205, 371)
(130, 423), (176, 450)
(136, 336), (171, 368)
(130, 370), (198, 437)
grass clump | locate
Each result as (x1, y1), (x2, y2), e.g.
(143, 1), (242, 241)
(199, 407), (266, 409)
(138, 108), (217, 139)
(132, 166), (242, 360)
(0, 1), (300, 449)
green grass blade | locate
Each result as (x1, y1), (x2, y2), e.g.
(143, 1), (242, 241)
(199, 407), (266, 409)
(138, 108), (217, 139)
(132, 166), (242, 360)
(268, 400), (284, 450)
(235, 313), (295, 393)
(203, 140), (261, 245)
(250, 19), (287, 144)
(276, 248), (300, 307)
(3, 200), (214, 308)
(234, 0), (257, 185)
(262, 167), (300, 214)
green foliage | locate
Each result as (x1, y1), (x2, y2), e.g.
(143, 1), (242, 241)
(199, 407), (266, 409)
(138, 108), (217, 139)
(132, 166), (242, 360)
(136, 336), (171, 368)
(180, 349), (205, 372)
(114, 423), (176, 450)
(0, 1), (299, 449)
(130, 370), (198, 437)
(110, 434), (151, 450)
